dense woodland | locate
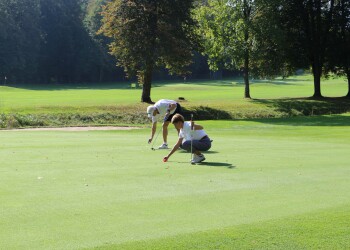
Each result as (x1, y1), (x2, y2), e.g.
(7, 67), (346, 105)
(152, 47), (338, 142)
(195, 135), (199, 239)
(0, 0), (349, 100)
(0, 0), (213, 84)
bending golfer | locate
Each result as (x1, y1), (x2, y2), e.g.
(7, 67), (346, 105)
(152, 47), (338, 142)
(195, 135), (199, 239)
(147, 99), (182, 149)
(163, 114), (212, 164)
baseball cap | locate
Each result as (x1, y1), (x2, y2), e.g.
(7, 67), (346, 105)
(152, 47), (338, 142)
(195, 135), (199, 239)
(147, 105), (155, 118)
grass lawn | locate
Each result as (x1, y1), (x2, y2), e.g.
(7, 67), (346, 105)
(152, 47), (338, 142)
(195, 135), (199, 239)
(1, 114), (349, 249)
(0, 74), (349, 128)
(0, 74), (348, 114)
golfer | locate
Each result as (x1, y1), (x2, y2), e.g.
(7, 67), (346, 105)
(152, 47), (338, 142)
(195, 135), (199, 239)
(147, 99), (182, 149)
(163, 114), (212, 164)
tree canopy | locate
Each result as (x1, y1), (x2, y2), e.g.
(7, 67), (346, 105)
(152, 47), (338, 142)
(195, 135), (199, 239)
(99, 0), (199, 103)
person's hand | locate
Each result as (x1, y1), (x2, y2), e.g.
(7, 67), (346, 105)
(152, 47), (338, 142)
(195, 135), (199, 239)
(148, 138), (152, 144)
(163, 156), (169, 162)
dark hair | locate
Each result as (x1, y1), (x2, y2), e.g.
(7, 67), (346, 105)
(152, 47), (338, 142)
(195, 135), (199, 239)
(171, 114), (184, 124)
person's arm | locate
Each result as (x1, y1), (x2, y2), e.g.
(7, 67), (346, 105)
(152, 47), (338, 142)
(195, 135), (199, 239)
(148, 122), (157, 144)
(191, 121), (203, 130)
(163, 138), (183, 161)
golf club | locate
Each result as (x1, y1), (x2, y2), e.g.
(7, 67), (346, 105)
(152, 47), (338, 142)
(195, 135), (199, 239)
(150, 113), (169, 150)
(150, 128), (161, 150)
(190, 114), (194, 165)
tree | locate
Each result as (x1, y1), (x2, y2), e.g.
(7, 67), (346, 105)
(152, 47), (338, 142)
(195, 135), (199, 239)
(195, 0), (292, 98)
(0, 0), (41, 83)
(99, 0), (199, 103)
(195, 0), (255, 98)
(39, 0), (96, 83)
(83, 0), (123, 82)
(278, 0), (336, 98)
(325, 0), (350, 97)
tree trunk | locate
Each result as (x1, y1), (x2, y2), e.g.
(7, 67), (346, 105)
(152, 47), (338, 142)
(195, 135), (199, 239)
(347, 71), (350, 98)
(243, 60), (250, 99)
(312, 63), (322, 98)
(243, 29), (251, 99)
(141, 63), (154, 103)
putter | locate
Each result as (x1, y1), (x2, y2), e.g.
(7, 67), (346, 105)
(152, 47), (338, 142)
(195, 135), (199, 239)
(151, 114), (169, 151)
(190, 114), (194, 165)
(150, 128), (161, 150)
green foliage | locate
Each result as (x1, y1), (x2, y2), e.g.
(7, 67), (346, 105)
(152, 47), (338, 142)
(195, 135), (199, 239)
(99, 0), (198, 77)
(194, 0), (244, 71)
(99, 0), (199, 102)
(0, 0), (41, 82)
(0, 0), (121, 84)
(325, 0), (350, 85)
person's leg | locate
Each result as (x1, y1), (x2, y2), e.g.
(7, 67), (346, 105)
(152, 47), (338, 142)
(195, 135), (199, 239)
(183, 137), (211, 163)
(185, 138), (211, 152)
(162, 121), (170, 144)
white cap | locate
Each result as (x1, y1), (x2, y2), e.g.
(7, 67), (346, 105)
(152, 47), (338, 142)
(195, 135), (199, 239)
(147, 105), (155, 118)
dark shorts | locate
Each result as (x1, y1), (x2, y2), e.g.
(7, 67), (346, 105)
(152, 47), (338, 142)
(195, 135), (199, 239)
(165, 103), (182, 122)
(181, 136), (212, 152)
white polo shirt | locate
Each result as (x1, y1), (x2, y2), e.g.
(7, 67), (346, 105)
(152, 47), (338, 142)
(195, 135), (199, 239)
(151, 99), (177, 123)
(179, 121), (207, 141)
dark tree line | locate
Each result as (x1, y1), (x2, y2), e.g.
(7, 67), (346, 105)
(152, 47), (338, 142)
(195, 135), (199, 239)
(0, 0), (213, 84)
(0, 0), (119, 84)
(0, 0), (349, 100)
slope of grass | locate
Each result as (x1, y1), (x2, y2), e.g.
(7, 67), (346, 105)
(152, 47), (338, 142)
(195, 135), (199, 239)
(0, 114), (349, 249)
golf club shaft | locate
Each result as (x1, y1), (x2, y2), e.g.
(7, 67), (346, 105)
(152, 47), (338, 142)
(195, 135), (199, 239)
(151, 127), (162, 149)
(190, 114), (193, 163)
(151, 114), (168, 150)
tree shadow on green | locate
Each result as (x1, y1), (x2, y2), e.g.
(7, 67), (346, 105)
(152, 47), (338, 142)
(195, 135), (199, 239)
(247, 114), (350, 127)
(253, 97), (350, 117)
(182, 106), (232, 120)
(4, 82), (137, 91)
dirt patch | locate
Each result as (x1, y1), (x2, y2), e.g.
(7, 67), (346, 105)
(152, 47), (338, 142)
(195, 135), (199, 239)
(2, 126), (140, 132)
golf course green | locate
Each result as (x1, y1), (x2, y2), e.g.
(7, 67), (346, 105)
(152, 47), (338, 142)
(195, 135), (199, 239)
(0, 75), (349, 249)
(1, 114), (349, 249)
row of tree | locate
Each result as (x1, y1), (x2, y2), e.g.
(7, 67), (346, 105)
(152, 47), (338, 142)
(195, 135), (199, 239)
(1, 0), (349, 101)
(100, 0), (349, 102)
(0, 0), (133, 84)
(195, 0), (350, 99)
(0, 0), (217, 84)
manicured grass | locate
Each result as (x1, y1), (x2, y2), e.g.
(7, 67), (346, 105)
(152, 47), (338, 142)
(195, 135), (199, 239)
(1, 114), (349, 249)
(0, 75), (348, 115)
(0, 75), (349, 128)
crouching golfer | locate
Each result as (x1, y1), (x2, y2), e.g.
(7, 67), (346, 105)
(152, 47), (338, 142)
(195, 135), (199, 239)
(147, 99), (182, 149)
(163, 114), (212, 164)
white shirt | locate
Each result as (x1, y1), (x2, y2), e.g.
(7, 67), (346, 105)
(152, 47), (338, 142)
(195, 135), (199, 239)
(179, 121), (207, 141)
(151, 99), (177, 123)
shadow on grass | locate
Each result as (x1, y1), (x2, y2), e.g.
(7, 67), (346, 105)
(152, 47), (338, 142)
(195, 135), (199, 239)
(3, 82), (139, 91)
(252, 97), (350, 117)
(197, 162), (236, 169)
(248, 114), (350, 126)
(179, 150), (219, 154)
(182, 107), (232, 120)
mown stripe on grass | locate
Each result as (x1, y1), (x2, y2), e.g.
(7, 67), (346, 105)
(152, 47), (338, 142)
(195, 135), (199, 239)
(92, 205), (350, 250)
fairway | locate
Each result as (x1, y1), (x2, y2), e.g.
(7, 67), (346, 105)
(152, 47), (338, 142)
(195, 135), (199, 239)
(1, 115), (349, 249)
(0, 75), (348, 114)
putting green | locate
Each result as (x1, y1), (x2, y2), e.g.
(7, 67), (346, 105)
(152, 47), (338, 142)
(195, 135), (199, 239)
(0, 115), (349, 249)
